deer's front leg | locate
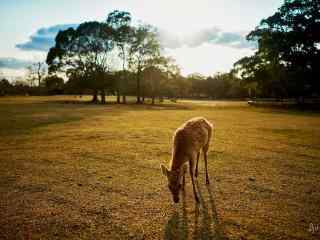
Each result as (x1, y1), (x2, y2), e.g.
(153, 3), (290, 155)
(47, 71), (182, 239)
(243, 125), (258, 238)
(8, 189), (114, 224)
(189, 159), (199, 203)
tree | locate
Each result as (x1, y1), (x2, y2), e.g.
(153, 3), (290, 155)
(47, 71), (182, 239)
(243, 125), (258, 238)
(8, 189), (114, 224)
(0, 78), (12, 96)
(64, 71), (87, 95)
(206, 73), (229, 99)
(26, 62), (46, 87)
(142, 66), (164, 104)
(44, 75), (64, 95)
(46, 21), (114, 103)
(107, 10), (133, 103)
(238, 0), (320, 98)
(129, 25), (162, 103)
(187, 73), (207, 98)
(142, 56), (176, 103)
(12, 79), (32, 95)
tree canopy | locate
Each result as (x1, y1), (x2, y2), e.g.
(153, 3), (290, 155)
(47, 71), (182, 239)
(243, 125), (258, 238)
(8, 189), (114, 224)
(235, 0), (320, 98)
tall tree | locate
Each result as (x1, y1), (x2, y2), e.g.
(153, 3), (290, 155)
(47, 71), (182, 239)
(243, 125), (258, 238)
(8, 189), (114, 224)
(26, 62), (46, 87)
(142, 66), (164, 104)
(238, 0), (320, 98)
(107, 10), (133, 103)
(129, 25), (161, 103)
(46, 22), (114, 103)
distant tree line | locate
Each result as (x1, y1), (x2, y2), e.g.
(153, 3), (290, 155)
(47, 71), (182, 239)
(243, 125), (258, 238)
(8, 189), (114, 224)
(0, 71), (248, 100)
(0, 75), (64, 96)
(0, 78), (32, 96)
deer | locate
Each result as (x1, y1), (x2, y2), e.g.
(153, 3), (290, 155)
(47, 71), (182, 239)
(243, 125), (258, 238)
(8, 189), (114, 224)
(161, 117), (213, 203)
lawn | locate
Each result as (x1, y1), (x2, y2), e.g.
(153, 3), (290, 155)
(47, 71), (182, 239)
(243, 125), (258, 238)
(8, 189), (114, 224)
(0, 96), (319, 239)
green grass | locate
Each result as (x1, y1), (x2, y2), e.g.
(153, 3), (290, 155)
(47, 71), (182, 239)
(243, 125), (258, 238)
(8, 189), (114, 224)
(0, 96), (319, 239)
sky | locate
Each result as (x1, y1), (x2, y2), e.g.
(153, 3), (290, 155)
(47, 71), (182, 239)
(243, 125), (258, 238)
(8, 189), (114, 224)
(0, 0), (283, 79)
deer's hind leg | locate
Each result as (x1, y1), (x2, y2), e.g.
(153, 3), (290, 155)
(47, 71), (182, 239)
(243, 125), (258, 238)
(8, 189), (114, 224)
(203, 145), (210, 185)
(181, 164), (187, 190)
(195, 151), (200, 178)
(204, 126), (212, 185)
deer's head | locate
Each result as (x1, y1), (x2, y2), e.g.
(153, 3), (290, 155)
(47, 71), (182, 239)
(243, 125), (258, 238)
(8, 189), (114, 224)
(161, 164), (182, 203)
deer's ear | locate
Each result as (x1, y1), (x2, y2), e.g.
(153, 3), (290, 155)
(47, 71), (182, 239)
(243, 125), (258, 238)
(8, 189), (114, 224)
(161, 164), (169, 177)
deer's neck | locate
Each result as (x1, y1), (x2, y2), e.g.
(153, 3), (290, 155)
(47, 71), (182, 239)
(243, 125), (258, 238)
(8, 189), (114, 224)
(170, 155), (186, 173)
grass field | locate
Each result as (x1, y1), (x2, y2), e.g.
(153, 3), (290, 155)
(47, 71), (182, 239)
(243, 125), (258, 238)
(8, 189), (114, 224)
(0, 96), (319, 239)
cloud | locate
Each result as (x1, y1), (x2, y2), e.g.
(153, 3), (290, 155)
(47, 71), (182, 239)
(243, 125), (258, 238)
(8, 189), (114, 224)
(16, 24), (78, 51)
(156, 29), (182, 49)
(0, 57), (34, 69)
(158, 27), (257, 50)
(17, 23), (256, 53)
(186, 27), (221, 47)
(214, 31), (257, 49)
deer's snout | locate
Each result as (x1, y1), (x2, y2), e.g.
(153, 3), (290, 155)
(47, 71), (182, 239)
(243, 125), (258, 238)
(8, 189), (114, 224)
(173, 196), (179, 203)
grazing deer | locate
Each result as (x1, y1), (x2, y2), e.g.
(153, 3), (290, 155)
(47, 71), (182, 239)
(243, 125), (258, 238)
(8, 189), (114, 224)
(161, 117), (213, 203)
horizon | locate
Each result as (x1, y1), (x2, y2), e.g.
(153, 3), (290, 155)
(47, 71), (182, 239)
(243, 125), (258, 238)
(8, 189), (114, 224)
(0, 0), (283, 79)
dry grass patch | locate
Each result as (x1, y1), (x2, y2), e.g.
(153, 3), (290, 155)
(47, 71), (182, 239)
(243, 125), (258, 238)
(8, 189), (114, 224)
(0, 96), (319, 239)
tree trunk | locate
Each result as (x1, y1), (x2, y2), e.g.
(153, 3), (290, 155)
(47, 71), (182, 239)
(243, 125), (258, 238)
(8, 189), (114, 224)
(141, 77), (145, 103)
(122, 75), (127, 104)
(116, 71), (121, 103)
(152, 95), (155, 105)
(37, 62), (42, 87)
(122, 95), (126, 104)
(117, 90), (121, 103)
(121, 51), (127, 104)
(100, 89), (106, 104)
(91, 89), (98, 103)
(136, 67), (141, 104)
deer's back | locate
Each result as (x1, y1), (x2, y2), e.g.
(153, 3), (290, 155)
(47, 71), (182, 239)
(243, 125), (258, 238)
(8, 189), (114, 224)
(173, 117), (212, 157)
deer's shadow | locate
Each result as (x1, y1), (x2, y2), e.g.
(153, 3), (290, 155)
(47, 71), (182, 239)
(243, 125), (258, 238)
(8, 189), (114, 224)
(164, 190), (189, 240)
(164, 180), (227, 240)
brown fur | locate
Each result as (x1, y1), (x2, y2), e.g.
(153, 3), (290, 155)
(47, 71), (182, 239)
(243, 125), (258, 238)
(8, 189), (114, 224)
(161, 117), (213, 203)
